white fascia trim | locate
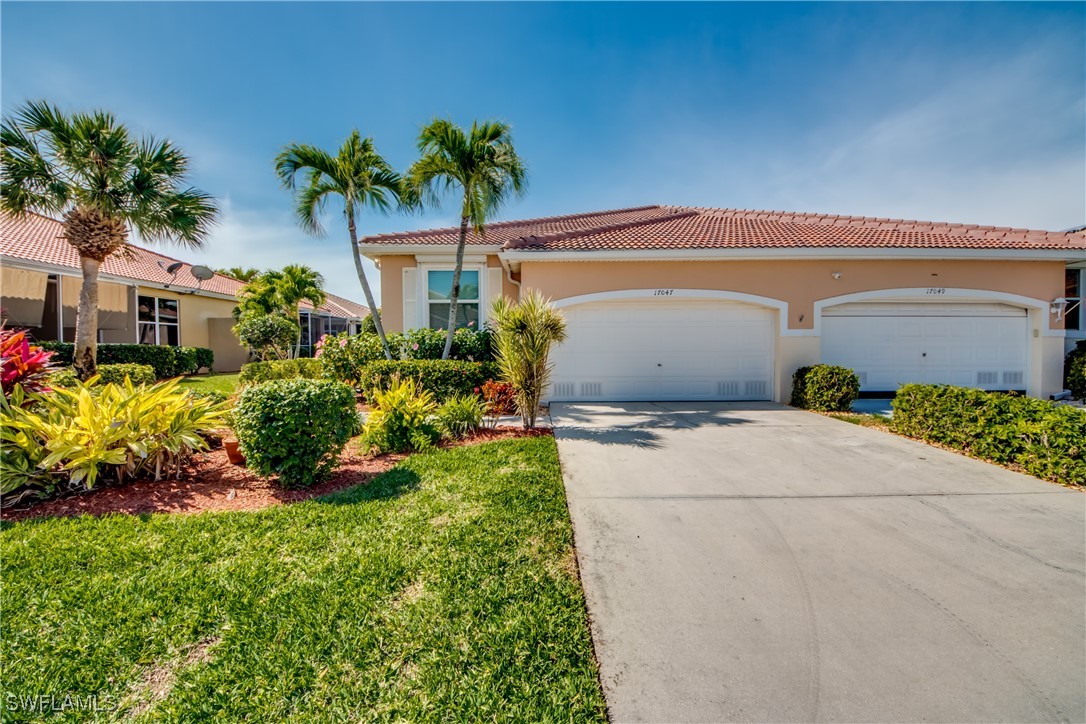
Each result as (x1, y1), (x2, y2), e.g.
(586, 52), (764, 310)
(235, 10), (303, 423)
(360, 243), (503, 258)
(812, 287), (1060, 337)
(550, 288), (796, 337)
(0, 256), (237, 301)
(501, 247), (1086, 263)
(414, 254), (490, 264)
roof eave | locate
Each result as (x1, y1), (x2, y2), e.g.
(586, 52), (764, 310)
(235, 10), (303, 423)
(499, 246), (1086, 265)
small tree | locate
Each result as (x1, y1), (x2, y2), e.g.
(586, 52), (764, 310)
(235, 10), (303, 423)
(235, 265), (326, 358)
(491, 290), (567, 429)
(233, 314), (298, 361)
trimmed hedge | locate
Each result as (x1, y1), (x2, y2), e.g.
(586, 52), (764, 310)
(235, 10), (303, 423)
(892, 384), (1086, 486)
(317, 328), (495, 384)
(37, 342), (213, 378)
(790, 364), (861, 412)
(50, 363), (157, 389)
(234, 379), (360, 487)
(1066, 340), (1086, 400)
(358, 360), (499, 402)
(238, 358), (323, 386)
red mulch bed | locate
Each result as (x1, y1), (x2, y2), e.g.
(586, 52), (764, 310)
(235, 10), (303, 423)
(2, 427), (551, 523)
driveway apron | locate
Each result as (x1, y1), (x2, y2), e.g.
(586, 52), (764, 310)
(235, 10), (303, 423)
(552, 402), (1086, 723)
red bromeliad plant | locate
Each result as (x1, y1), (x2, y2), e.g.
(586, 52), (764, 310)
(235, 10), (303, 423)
(1, 327), (57, 398)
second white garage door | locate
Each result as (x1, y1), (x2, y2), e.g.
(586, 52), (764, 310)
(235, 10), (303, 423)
(821, 302), (1029, 393)
(548, 299), (774, 401)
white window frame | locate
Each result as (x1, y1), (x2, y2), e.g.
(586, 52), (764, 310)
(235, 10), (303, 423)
(1067, 266), (1085, 337)
(137, 294), (180, 346)
(417, 262), (488, 331)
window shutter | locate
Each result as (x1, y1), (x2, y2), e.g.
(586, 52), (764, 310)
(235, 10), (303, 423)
(403, 267), (418, 331)
(486, 267), (504, 327)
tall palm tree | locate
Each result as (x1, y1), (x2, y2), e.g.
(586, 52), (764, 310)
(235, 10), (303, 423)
(275, 264), (327, 358)
(405, 118), (526, 359)
(1, 101), (218, 379)
(275, 131), (400, 360)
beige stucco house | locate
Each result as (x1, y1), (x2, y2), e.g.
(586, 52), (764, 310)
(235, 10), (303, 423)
(360, 205), (1086, 403)
(1, 212), (370, 371)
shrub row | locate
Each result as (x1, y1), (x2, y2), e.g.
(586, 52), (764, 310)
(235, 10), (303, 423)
(790, 364), (861, 412)
(238, 358), (323, 385)
(51, 363), (156, 389)
(316, 328), (493, 384)
(358, 360), (500, 402)
(37, 342), (213, 378)
(1066, 340), (1086, 401)
(891, 384), (1086, 486)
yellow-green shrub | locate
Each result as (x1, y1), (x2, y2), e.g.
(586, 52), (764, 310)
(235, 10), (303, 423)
(360, 377), (442, 455)
(1, 378), (229, 501)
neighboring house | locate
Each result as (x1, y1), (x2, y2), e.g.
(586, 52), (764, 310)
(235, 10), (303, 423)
(359, 205), (1086, 402)
(1, 212), (369, 371)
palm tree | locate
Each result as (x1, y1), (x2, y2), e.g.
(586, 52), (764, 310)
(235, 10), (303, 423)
(405, 118), (526, 359)
(491, 290), (567, 429)
(275, 131), (400, 360)
(275, 264), (327, 358)
(216, 266), (261, 282)
(1, 101), (218, 379)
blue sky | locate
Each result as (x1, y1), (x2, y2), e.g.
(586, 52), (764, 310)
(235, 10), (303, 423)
(3, 2), (1084, 303)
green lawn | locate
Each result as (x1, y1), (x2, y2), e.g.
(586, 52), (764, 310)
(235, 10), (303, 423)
(176, 372), (240, 396)
(0, 437), (605, 722)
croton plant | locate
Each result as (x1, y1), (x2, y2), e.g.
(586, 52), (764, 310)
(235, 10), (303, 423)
(1, 327), (57, 398)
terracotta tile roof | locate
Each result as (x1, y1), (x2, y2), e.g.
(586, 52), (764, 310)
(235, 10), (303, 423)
(361, 204), (1086, 253)
(1, 212), (369, 318)
(360, 205), (677, 246)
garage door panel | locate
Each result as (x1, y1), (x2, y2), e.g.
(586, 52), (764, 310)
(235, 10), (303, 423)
(822, 302), (1028, 393)
(549, 299), (774, 401)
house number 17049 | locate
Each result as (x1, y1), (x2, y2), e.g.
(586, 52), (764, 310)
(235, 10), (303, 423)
(926, 288), (946, 295)
(654, 289), (675, 296)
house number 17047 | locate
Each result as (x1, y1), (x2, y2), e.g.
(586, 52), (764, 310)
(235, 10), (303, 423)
(654, 289), (675, 296)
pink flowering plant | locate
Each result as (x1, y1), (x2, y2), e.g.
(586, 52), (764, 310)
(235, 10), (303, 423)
(1, 327), (57, 400)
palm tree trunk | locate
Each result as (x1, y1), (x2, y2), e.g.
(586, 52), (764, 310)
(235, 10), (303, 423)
(347, 212), (394, 360)
(73, 256), (100, 380)
(442, 215), (470, 360)
(294, 319), (303, 359)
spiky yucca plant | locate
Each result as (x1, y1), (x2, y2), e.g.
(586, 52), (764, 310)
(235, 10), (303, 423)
(1, 101), (218, 379)
(491, 290), (567, 429)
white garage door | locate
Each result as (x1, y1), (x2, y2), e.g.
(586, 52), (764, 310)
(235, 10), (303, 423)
(821, 302), (1029, 392)
(548, 299), (774, 401)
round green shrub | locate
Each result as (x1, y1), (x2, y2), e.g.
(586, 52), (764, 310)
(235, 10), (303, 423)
(233, 379), (360, 488)
(791, 364), (861, 412)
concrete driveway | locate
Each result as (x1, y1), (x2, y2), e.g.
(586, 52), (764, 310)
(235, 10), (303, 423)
(552, 402), (1085, 723)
